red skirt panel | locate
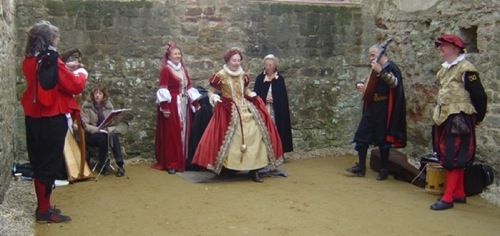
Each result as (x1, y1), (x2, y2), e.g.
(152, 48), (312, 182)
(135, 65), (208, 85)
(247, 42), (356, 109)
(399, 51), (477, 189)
(153, 96), (192, 171)
(191, 97), (232, 171)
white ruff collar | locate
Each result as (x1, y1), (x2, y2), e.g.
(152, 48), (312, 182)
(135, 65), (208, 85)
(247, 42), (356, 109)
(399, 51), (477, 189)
(264, 71), (278, 82)
(223, 64), (244, 77)
(442, 54), (465, 69)
(167, 60), (182, 71)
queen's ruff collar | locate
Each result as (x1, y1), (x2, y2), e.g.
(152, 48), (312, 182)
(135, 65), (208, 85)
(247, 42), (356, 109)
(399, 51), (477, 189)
(223, 64), (244, 76)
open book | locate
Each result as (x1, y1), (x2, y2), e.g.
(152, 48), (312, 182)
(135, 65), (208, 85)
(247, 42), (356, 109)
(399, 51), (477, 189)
(98, 109), (131, 130)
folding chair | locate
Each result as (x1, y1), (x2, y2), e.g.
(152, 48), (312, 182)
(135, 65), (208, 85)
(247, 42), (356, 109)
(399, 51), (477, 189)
(91, 133), (117, 181)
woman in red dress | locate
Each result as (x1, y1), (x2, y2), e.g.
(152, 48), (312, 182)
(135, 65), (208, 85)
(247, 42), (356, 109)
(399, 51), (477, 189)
(153, 41), (200, 174)
(192, 47), (284, 183)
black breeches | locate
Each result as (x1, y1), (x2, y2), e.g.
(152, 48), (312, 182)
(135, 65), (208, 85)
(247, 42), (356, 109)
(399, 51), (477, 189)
(25, 114), (68, 188)
(353, 101), (389, 146)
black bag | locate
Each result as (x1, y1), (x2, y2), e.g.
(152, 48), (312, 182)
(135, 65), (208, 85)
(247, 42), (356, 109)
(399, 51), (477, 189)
(464, 164), (495, 196)
(11, 162), (34, 177)
(450, 114), (470, 135)
(464, 164), (484, 196)
(481, 164), (494, 187)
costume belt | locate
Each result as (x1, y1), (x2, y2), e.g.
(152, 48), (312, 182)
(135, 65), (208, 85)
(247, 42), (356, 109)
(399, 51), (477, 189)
(373, 93), (388, 102)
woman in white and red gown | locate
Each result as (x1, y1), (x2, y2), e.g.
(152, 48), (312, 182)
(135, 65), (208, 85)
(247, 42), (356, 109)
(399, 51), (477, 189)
(153, 41), (200, 174)
(192, 47), (283, 183)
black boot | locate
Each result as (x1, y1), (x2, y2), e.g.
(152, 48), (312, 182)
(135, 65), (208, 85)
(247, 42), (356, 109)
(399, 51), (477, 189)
(116, 166), (125, 177)
(248, 170), (263, 183)
(376, 147), (390, 180)
(345, 163), (366, 177)
(115, 162), (125, 177)
(376, 168), (388, 180)
(347, 144), (368, 177)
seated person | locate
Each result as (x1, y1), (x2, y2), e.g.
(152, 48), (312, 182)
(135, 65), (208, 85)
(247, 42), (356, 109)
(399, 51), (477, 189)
(81, 84), (125, 177)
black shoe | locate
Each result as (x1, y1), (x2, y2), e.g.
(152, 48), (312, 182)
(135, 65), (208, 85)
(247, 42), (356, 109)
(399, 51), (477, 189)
(249, 170), (263, 183)
(430, 200), (454, 210)
(437, 196), (466, 204)
(376, 169), (388, 181)
(36, 208), (72, 224)
(345, 163), (365, 177)
(167, 169), (176, 174)
(116, 167), (125, 177)
(35, 206), (61, 216)
(220, 168), (237, 178)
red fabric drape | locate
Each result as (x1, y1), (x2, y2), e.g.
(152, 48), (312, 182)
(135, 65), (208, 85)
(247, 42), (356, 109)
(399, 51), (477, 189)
(191, 97), (231, 169)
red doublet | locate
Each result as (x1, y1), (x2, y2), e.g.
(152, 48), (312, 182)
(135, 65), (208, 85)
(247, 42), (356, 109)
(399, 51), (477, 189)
(20, 56), (86, 118)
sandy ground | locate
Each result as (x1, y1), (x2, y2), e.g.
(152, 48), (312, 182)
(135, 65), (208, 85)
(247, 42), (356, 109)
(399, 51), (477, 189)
(20, 155), (498, 236)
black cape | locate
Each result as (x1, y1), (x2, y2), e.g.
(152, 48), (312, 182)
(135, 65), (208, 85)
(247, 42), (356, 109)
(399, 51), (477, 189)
(186, 86), (212, 171)
(372, 61), (407, 148)
(254, 72), (294, 152)
(354, 60), (407, 148)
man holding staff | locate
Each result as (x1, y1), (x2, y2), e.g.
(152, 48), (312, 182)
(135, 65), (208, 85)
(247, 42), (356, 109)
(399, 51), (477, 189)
(345, 42), (407, 181)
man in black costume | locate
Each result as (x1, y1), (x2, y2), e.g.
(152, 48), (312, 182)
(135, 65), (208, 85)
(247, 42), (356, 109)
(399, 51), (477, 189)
(345, 44), (407, 180)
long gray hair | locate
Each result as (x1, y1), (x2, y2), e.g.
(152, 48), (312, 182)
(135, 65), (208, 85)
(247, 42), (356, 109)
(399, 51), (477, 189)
(24, 21), (59, 56)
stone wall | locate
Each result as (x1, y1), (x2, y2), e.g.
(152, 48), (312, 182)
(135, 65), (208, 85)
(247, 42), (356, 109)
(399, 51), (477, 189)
(3, 0), (500, 201)
(14, 0), (367, 160)
(0, 0), (17, 202)
(365, 0), (500, 170)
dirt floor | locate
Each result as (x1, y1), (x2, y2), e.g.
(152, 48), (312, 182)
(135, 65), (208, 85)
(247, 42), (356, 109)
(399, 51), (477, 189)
(34, 155), (500, 236)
